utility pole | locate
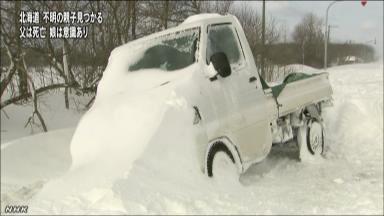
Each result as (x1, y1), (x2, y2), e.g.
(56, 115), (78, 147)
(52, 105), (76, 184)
(327, 24), (338, 66)
(327, 25), (338, 43)
(363, 38), (376, 62)
(302, 38), (306, 72)
(324, 0), (342, 70)
(261, 0), (266, 78)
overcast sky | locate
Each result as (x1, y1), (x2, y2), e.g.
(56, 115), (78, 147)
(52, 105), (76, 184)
(239, 0), (383, 58)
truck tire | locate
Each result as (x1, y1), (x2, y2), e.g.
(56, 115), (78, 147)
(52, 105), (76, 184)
(306, 119), (324, 155)
(297, 119), (324, 160)
(206, 142), (237, 178)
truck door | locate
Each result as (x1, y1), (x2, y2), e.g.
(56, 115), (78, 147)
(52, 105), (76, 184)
(205, 23), (272, 162)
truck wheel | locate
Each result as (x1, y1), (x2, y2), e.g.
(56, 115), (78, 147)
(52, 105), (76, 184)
(206, 142), (238, 179)
(306, 119), (324, 155)
(297, 119), (324, 160)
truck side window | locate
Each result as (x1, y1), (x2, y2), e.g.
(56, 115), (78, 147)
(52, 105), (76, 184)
(206, 24), (245, 71)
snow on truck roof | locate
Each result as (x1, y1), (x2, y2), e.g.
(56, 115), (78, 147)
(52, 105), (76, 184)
(103, 13), (237, 81)
(181, 13), (224, 24)
(110, 13), (234, 59)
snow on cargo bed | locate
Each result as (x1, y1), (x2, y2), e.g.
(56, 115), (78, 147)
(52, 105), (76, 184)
(261, 72), (321, 98)
(266, 64), (323, 87)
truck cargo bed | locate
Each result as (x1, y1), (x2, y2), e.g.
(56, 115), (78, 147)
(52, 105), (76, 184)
(263, 72), (333, 117)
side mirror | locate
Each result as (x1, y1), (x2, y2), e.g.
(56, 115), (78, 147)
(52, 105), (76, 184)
(210, 52), (231, 78)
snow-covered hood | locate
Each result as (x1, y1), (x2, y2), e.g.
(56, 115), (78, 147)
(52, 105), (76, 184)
(70, 27), (202, 179)
(69, 74), (192, 182)
(96, 64), (197, 102)
(95, 37), (199, 101)
(70, 63), (199, 180)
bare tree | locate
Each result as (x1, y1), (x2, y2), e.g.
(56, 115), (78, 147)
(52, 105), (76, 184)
(199, 1), (233, 14)
(131, 0), (137, 39)
(0, 1), (29, 96)
(14, 1), (28, 95)
(230, 3), (281, 81)
(24, 59), (47, 132)
(0, 0), (285, 125)
(292, 13), (324, 67)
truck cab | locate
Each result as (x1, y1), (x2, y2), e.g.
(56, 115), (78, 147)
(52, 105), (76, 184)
(190, 15), (274, 171)
(181, 14), (332, 176)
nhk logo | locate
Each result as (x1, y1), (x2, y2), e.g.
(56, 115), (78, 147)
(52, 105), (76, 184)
(4, 205), (28, 214)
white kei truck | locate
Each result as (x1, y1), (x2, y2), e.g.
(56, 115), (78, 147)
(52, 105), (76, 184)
(78, 14), (333, 178)
(184, 14), (333, 177)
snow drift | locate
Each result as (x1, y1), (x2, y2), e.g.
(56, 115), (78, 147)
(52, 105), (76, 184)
(1, 62), (383, 214)
(67, 28), (202, 191)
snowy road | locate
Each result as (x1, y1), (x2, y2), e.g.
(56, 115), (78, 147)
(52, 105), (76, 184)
(1, 63), (383, 214)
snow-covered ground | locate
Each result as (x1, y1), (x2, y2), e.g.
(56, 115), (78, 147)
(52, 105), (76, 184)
(1, 62), (383, 214)
(0, 92), (89, 143)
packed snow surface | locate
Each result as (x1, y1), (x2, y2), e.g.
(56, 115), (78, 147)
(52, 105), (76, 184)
(1, 62), (383, 214)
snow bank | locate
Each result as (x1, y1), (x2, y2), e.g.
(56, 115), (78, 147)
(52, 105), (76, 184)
(27, 70), (204, 213)
(1, 128), (75, 210)
(36, 62), (383, 214)
(69, 86), (180, 186)
(68, 64), (198, 188)
(29, 86), (245, 214)
(1, 128), (74, 185)
(1, 62), (382, 214)
(285, 64), (322, 75)
(1, 92), (87, 143)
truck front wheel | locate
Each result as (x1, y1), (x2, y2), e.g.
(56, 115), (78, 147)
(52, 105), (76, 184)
(206, 142), (238, 180)
(297, 119), (324, 160)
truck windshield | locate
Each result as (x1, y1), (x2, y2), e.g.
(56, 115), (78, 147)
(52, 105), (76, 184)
(129, 27), (200, 72)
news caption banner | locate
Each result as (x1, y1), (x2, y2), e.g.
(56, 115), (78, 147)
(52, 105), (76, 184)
(19, 10), (103, 39)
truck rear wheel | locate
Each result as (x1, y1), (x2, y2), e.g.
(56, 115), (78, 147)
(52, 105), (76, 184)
(307, 119), (324, 155)
(297, 119), (324, 160)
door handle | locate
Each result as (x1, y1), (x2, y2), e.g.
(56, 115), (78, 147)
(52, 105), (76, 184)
(249, 76), (257, 83)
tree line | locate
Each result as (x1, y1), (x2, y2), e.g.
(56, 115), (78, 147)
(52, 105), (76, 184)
(0, 1), (375, 131)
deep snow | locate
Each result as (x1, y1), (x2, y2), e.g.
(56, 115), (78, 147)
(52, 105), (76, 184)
(1, 62), (383, 214)
(0, 92), (89, 143)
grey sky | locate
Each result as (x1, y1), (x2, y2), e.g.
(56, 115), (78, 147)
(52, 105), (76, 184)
(238, 1), (383, 58)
